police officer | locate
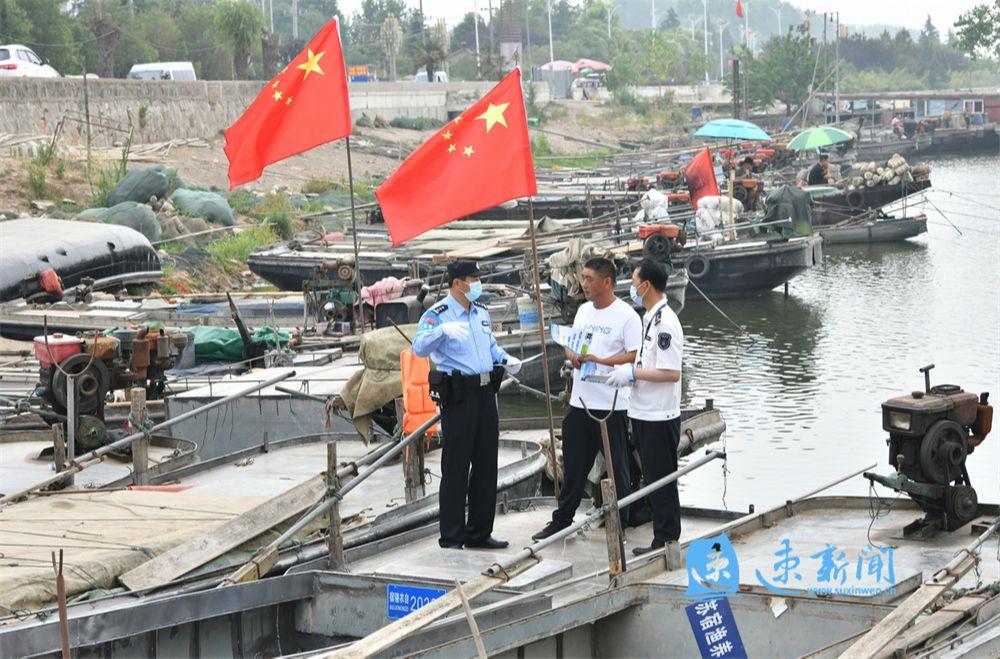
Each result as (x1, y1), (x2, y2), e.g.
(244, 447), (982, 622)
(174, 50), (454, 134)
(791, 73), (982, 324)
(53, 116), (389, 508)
(412, 260), (521, 550)
(606, 258), (684, 556)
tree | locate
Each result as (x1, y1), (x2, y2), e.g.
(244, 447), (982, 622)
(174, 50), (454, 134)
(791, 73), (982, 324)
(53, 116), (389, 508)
(380, 13), (402, 80)
(215, 0), (263, 79)
(955, 1), (1000, 59)
(731, 26), (814, 115)
(920, 15), (939, 44)
(661, 8), (680, 30)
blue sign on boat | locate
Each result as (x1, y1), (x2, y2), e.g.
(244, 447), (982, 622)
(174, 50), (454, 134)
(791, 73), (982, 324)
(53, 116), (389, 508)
(386, 583), (446, 619)
(685, 596), (747, 658)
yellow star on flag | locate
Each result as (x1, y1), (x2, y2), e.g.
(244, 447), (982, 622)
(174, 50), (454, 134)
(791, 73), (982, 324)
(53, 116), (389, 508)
(272, 79), (280, 89)
(447, 143), (456, 154)
(442, 130), (452, 140)
(463, 145), (474, 157)
(476, 102), (509, 132)
(454, 116), (462, 124)
(273, 90), (283, 102)
(285, 96), (293, 105)
(297, 49), (325, 78)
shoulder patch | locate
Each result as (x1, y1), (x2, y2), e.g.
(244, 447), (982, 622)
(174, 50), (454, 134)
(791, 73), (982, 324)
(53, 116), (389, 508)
(431, 303), (449, 314)
(473, 300), (488, 310)
(658, 332), (672, 350)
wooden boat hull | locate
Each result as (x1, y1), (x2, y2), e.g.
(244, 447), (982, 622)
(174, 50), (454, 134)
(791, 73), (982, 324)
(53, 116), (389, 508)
(673, 234), (823, 300)
(819, 215), (927, 244)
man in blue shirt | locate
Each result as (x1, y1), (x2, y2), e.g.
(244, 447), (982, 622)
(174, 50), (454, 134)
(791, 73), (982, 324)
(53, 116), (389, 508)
(412, 260), (521, 549)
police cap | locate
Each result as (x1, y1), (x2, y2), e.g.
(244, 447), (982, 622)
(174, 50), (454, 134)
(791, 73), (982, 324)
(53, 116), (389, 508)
(447, 260), (482, 282)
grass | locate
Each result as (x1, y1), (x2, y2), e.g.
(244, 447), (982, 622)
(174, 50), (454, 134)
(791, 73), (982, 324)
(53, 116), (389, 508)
(206, 225), (279, 267)
(302, 177), (338, 195)
(531, 135), (612, 169)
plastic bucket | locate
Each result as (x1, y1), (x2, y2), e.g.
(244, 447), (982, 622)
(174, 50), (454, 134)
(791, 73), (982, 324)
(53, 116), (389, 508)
(516, 296), (539, 329)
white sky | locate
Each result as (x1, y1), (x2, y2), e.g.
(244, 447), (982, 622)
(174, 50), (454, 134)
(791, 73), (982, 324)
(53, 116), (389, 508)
(338, 1), (983, 32)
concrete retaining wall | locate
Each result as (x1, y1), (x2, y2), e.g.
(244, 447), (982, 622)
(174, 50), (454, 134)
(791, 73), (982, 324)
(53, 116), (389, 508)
(0, 78), (550, 145)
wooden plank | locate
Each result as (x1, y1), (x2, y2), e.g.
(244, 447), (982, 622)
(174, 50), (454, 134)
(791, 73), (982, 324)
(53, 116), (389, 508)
(119, 474), (325, 591)
(878, 595), (987, 658)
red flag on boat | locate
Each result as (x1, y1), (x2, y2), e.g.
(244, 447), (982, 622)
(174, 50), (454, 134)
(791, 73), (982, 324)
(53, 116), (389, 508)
(375, 68), (537, 246)
(736, 0), (744, 18)
(224, 18), (352, 188)
(686, 147), (719, 210)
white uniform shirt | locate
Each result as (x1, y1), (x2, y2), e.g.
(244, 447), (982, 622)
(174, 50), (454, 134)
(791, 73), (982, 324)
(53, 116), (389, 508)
(569, 298), (642, 411)
(628, 296), (683, 421)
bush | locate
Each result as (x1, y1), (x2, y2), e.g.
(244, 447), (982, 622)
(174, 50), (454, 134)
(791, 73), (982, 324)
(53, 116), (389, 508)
(531, 134), (552, 158)
(206, 225), (279, 264)
(27, 162), (47, 200)
(302, 177), (337, 195)
(227, 189), (258, 215)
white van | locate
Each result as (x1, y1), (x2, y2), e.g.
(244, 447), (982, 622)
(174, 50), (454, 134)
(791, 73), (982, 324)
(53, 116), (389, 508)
(127, 62), (197, 81)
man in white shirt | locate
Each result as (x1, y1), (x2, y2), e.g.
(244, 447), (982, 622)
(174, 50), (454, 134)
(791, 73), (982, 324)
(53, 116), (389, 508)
(606, 258), (684, 556)
(532, 257), (642, 540)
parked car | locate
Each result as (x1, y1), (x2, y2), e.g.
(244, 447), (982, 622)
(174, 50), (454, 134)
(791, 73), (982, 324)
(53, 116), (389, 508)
(127, 62), (196, 81)
(0, 45), (60, 78)
(414, 70), (449, 83)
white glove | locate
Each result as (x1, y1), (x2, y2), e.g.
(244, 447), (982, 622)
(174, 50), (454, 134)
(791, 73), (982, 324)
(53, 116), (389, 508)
(441, 322), (470, 342)
(606, 364), (635, 388)
(503, 356), (522, 375)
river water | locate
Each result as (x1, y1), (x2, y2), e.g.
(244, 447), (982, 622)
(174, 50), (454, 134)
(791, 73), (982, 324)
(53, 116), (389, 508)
(503, 153), (999, 514)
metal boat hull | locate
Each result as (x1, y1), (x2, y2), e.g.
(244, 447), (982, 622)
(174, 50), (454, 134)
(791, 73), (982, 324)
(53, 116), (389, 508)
(673, 234), (823, 299)
(819, 215), (927, 244)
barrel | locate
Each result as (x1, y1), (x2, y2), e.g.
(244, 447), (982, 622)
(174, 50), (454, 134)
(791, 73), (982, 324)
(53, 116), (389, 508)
(517, 296), (539, 329)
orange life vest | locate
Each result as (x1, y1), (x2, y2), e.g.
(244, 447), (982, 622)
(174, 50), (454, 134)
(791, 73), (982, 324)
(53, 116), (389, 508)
(400, 349), (438, 437)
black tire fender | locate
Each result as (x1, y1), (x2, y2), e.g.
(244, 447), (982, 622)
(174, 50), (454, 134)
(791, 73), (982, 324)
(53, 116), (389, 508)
(685, 254), (711, 279)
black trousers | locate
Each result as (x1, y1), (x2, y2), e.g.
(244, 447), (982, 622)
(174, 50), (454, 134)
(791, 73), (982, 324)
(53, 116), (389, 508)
(632, 417), (681, 543)
(553, 406), (633, 527)
(438, 386), (500, 544)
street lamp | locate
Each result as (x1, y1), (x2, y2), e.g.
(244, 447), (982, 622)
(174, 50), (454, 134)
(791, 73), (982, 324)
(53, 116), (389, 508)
(547, 0), (554, 66)
(717, 21), (726, 80)
(702, 0), (709, 84)
(606, 2), (619, 40)
(769, 6), (782, 35)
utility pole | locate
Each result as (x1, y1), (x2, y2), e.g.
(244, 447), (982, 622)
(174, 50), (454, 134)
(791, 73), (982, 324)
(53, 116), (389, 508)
(743, 0), (749, 46)
(702, 0), (709, 83)
(718, 21), (726, 80)
(525, 0), (532, 74)
(291, 0), (298, 40)
(546, 0), (554, 65)
(834, 11), (840, 124)
(474, 0), (481, 75)
(651, 0), (655, 30)
(689, 18), (698, 40)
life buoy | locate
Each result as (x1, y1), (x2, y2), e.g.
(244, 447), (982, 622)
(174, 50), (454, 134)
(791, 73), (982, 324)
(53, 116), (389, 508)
(685, 254), (711, 279)
(845, 189), (865, 209)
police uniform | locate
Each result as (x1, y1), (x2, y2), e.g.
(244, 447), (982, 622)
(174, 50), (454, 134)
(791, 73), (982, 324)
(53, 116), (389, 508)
(629, 295), (684, 545)
(412, 290), (511, 547)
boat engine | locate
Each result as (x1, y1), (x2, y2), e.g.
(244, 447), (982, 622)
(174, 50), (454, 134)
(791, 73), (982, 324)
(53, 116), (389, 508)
(865, 364), (993, 538)
(34, 328), (180, 452)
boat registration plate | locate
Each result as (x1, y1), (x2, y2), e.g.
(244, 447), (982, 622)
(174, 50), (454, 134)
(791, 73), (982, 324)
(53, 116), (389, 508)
(386, 583), (447, 619)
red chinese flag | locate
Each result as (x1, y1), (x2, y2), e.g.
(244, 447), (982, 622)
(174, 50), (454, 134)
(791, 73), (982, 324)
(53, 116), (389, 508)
(686, 147), (720, 210)
(375, 68), (537, 245)
(736, 0), (744, 18)
(224, 18), (351, 188)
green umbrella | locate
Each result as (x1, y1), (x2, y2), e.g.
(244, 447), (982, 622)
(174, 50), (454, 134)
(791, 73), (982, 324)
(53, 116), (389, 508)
(787, 126), (854, 151)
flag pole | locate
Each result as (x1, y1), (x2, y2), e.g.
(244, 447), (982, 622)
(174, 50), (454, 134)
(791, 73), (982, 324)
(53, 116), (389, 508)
(345, 135), (366, 334)
(527, 199), (560, 499)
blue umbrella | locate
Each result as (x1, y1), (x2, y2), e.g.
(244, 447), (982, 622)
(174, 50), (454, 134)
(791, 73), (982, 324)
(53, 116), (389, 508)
(694, 118), (772, 141)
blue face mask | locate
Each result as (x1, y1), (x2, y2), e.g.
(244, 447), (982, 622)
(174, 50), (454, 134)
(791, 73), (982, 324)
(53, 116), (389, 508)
(629, 283), (643, 306)
(466, 280), (483, 302)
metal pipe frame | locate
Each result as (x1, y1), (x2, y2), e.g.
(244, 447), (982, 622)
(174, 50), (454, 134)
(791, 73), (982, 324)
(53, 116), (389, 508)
(0, 369), (298, 504)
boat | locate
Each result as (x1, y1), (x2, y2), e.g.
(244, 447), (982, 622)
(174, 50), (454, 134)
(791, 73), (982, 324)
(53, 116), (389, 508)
(672, 234), (823, 300)
(810, 179), (931, 226)
(5, 487), (995, 658)
(818, 214), (928, 245)
(0, 218), (162, 303)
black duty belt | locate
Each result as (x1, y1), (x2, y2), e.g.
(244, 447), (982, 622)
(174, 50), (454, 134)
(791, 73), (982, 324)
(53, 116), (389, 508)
(450, 371), (493, 389)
